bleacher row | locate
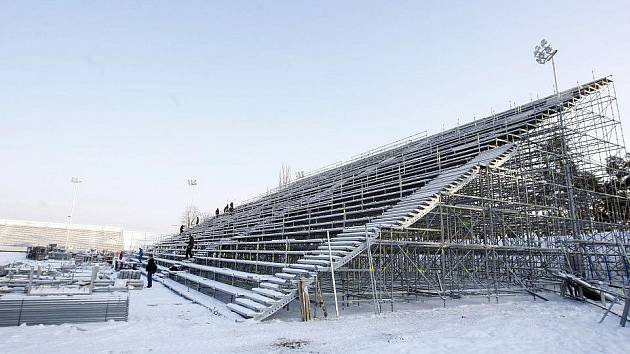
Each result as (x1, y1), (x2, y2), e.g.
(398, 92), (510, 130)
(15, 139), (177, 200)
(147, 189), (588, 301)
(150, 78), (611, 320)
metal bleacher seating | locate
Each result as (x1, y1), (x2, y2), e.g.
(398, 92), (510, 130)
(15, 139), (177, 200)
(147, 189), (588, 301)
(151, 78), (614, 320)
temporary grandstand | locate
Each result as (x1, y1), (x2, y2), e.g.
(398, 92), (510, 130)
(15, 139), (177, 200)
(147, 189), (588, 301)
(151, 77), (630, 321)
(0, 219), (124, 252)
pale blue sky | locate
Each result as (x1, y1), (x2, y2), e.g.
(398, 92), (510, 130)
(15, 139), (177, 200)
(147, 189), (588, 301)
(1, 1), (629, 233)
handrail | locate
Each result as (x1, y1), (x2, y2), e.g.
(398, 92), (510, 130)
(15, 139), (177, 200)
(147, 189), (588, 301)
(237, 130), (428, 206)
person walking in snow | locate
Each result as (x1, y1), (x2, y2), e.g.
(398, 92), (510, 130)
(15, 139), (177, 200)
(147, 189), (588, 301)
(185, 235), (194, 259)
(145, 254), (157, 288)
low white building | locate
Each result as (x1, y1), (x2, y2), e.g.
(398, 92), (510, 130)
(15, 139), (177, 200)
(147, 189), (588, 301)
(0, 218), (124, 251)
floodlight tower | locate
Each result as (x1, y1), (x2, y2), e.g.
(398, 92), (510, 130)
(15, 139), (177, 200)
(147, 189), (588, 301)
(65, 177), (83, 249)
(187, 179), (198, 206)
(533, 39), (580, 240)
(187, 178), (198, 227)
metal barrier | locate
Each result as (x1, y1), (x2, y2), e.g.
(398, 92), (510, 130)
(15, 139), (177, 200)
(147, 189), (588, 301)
(0, 292), (129, 326)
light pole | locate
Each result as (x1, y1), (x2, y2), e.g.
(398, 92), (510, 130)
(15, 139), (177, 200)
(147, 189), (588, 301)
(187, 179), (198, 206)
(187, 179), (198, 227)
(534, 39), (560, 93)
(65, 177), (83, 250)
(534, 39), (580, 241)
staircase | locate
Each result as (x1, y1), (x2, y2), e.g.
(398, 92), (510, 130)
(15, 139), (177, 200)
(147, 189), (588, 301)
(221, 143), (516, 320)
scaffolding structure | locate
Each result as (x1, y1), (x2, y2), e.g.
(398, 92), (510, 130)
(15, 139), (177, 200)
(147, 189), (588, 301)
(151, 77), (629, 321)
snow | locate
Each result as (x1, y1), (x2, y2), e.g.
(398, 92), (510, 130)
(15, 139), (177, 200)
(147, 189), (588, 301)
(1, 279), (628, 354)
(0, 251), (26, 265)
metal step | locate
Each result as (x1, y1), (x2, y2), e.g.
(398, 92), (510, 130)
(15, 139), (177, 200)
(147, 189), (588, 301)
(235, 297), (268, 312)
(303, 254), (344, 260)
(297, 259), (331, 266)
(338, 230), (377, 236)
(275, 272), (298, 280)
(266, 276), (290, 285)
(380, 210), (416, 217)
(260, 282), (283, 291)
(325, 240), (362, 246)
(307, 249), (348, 256)
(282, 267), (315, 276)
(240, 292), (277, 306)
(317, 245), (356, 251)
(253, 287), (286, 299)
(227, 303), (258, 318)
(366, 221), (397, 228)
(397, 196), (437, 206)
(288, 263), (319, 271)
(376, 216), (408, 223)
(331, 236), (367, 241)
(386, 206), (422, 214)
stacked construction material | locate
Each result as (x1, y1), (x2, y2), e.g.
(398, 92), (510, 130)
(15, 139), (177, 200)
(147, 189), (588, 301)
(0, 292), (129, 326)
(117, 269), (141, 280)
(0, 260), (126, 297)
(116, 270), (144, 289)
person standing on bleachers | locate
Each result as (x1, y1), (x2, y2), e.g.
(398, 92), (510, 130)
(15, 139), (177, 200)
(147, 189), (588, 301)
(138, 248), (144, 263)
(229, 202), (234, 213)
(185, 235), (194, 259)
(215, 208), (220, 217)
(145, 254), (157, 288)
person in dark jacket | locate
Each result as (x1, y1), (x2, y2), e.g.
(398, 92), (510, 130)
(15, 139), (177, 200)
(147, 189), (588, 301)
(195, 216), (199, 225)
(185, 235), (194, 259)
(224, 204), (229, 213)
(116, 250), (123, 271)
(179, 225), (184, 234)
(146, 255), (157, 288)
(138, 248), (144, 263)
(215, 208), (220, 217)
(229, 202), (234, 213)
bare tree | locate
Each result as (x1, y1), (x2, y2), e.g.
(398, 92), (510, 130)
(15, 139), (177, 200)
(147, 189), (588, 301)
(181, 205), (202, 228)
(279, 162), (293, 187)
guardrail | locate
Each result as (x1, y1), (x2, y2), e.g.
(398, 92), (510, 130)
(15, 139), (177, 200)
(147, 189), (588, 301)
(0, 292), (129, 326)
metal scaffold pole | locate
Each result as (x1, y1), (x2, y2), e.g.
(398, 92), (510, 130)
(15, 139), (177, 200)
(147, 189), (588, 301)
(327, 231), (340, 319)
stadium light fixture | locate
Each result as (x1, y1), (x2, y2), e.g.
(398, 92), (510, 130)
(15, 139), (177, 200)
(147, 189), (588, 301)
(65, 176), (84, 249)
(533, 38), (559, 94)
(533, 39), (557, 64)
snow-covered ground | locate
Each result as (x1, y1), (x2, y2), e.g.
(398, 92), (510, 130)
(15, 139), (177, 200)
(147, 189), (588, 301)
(1, 279), (628, 354)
